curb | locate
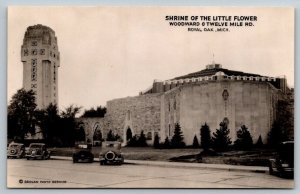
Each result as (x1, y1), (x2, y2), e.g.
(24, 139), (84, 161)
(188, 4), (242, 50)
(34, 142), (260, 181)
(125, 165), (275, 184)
(50, 156), (269, 173)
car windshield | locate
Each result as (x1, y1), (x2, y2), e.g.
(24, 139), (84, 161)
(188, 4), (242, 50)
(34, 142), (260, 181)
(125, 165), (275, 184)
(30, 145), (43, 149)
(9, 144), (21, 148)
(78, 144), (88, 149)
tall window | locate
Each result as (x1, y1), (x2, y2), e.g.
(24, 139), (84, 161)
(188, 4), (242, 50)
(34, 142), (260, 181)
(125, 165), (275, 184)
(174, 99), (176, 110)
(127, 110), (131, 120)
(31, 59), (37, 81)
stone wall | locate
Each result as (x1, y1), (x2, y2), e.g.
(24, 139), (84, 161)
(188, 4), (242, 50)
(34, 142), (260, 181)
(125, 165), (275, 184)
(78, 80), (283, 147)
(106, 93), (162, 144)
(76, 117), (107, 145)
(173, 80), (280, 145)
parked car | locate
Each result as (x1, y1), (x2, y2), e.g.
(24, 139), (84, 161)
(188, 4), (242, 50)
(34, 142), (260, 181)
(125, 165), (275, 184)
(7, 143), (25, 159)
(99, 141), (124, 165)
(25, 143), (51, 160)
(72, 143), (94, 163)
(269, 141), (294, 178)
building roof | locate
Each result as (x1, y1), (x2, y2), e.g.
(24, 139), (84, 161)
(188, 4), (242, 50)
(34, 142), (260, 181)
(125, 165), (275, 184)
(173, 64), (261, 80)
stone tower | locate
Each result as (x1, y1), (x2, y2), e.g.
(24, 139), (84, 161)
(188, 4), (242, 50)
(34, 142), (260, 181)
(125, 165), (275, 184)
(21, 24), (60, 109)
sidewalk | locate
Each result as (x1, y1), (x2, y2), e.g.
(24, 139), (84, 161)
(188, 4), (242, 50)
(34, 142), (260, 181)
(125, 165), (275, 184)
(51, 156), (269, 173)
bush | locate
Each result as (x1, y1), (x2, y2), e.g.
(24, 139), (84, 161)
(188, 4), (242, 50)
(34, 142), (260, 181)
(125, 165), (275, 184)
(211, 122), (232, 152)
(171, 123), (186, 148)
(153, 134), (160, 149)
(126, 131), (147, 147)
(268, 120), (289, 148)
(127, 135), (138, 147)
(192, 135), (200, 148)
(234, 125), (253, 150)
(138, 130), (147, 147)
(255, 135), (264, 148)
(200, 123), (211, 151)
(106, 130), (115, 141)
(163, 137), (170, 149)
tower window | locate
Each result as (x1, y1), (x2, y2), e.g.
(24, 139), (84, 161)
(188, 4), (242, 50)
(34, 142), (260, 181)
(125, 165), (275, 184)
(40, 49), (45, 55)
(31, 49), (37, 55)
(31, 84), (37, 89)
(31, 41), (37, 46)
(174, 99), (176, 110)
(31, 59), (37, 81)
(23, 49), (28, 56)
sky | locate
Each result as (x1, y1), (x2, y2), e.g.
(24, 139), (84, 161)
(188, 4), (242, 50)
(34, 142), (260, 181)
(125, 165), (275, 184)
(7, 6), (294, 111)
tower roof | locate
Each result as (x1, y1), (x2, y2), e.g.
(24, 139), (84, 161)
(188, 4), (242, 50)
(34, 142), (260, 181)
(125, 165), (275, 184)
(23, 24), (57, 46)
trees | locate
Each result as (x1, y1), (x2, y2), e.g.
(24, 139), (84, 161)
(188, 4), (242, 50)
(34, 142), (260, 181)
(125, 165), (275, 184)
(171, 123), (185, 148)
(192, 135), (200, 148)
(81, 106), (106, 117)
(138, 130), (148, 147)
(256, 135), (264, 148)
(163, 137), (170, 148)
(7, 89), (37, 140)
(234, 125), (253, 150)
(200, 123), (211, 151)
(211, 122), (232, 152)
(268, 99), (293, 148)
(127, 135), (138, 147)
(35, 103), (60, 146)
(127, 131), (147, 147)
(153, 133), (160, 148)
(75, 125), (86, 142)
(106, 130), (115, 141)
(59, 105), (82, 146)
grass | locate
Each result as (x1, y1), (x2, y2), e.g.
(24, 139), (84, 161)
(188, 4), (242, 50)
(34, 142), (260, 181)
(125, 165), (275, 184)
(50, 146), (201, 161)
(49, 146), (276, 166)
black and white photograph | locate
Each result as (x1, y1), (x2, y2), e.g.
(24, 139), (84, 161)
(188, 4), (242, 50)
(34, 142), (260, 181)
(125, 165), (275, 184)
(7, 6), (294, 188)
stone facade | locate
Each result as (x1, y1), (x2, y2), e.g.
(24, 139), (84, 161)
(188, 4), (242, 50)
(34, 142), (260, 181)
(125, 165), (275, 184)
(78, 93), (162, 145)
(164, 81), (280, 145)
(79, 64), (289, 146)
(21, 24), (60, 109)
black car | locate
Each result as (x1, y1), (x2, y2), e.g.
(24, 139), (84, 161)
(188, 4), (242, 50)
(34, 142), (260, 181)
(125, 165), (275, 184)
(72, 144), (94, 163)
(269, 141), (294, 178)
(25, 143), (51, 160)
(7, 143), (25, 159)
(99, 141), (124, 165)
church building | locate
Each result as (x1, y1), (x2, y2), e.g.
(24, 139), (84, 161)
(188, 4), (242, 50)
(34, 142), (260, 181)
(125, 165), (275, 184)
(79, 63), (290, 146)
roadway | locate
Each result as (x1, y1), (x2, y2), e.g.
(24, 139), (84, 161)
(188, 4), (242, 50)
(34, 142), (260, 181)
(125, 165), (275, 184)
(7, 159), (294, 188)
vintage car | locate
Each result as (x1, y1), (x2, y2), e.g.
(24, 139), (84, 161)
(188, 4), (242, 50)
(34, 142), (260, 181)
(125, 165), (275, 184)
(7, 143), (25, 159)
(99, 141), (124, 165)
(269, 141), (294, 178)
(72, 143), (94, 163)
(25, 143), (51, 160)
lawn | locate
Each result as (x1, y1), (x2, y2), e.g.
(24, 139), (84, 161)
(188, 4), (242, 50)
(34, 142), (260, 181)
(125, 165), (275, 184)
(50, 146), (202, 161)
(50, 146), (276, 166)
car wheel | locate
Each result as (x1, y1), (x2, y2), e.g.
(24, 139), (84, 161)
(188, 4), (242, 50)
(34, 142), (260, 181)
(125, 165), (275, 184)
(73, 158), (77, 163)
(26, 157), (30, 160)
